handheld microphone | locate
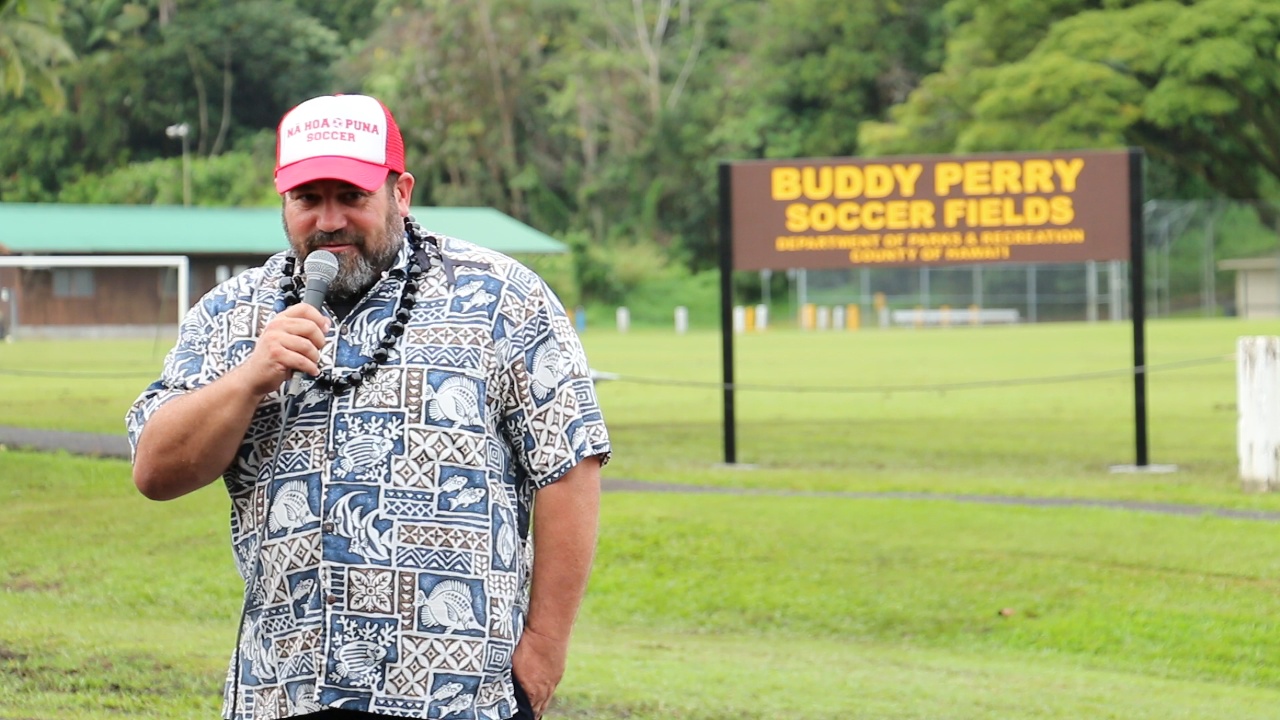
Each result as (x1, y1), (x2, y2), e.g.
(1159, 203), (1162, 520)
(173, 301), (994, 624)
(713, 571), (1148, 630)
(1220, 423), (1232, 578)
(285, 250), (339, 395)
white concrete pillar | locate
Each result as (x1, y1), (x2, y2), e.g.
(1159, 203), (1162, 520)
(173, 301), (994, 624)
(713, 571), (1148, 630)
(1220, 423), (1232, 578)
(1239, 336), (1280, 490)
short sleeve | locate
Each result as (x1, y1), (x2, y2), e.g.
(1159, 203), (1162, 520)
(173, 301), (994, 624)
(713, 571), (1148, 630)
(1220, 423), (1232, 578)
(124, 285), (238, 461)
(498, 273), (611, 489)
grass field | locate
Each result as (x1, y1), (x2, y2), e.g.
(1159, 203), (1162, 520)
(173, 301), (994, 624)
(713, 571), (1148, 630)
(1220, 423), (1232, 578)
(2, 317), (1277, 503)
(3, 318), (1280, 718)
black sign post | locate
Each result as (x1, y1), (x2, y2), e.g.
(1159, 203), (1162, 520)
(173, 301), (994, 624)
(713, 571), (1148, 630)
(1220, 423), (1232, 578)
(1127, 148), (1149, 467)
(718, 162), (737, 464)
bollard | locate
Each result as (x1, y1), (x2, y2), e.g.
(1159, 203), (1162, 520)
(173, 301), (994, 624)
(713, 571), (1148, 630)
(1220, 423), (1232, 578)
(816, 306), (831, 331)
(733, 305), (746, 334)
(745, 305), (756, 332)
(575, 306), (587, 333)
(801, 303), (816, 331)
(674, 306), (689, 334)
(616, 306), (630, 333)
(755, 304), (769, 331)
(831, 306), (845, 332)
(847, 304), (860, 331)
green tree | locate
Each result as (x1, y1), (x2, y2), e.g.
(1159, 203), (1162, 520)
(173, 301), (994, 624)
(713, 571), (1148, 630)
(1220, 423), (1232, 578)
(306, 0), (380, 48)
(0, 0), (75, 109)
(860, 0), (1100, 155)
(347, 0), (543, 216)
(637, 0), (950, 269)
(0, 0), (341, 202)
(346, 0), (709, 241)
(539, 0), (719, 246)
(150, 0), (340, 157)
(863, 0), (1280, 202)
(738, 0), (948, 160)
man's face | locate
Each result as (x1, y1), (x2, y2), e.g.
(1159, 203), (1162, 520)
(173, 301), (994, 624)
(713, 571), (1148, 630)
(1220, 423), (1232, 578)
(281, 174), (414, 300)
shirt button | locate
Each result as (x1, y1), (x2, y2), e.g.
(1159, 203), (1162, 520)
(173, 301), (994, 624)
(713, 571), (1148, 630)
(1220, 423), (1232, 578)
(326, 594), (338, 605)
(322, 521), (334, 532)
(327, 449), (338, 460)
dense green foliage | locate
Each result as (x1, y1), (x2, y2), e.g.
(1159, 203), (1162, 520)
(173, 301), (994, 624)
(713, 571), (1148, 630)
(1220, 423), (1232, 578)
(2, 0), (1278, 298)
(0, 0), (75, 108)
(864, 0), (1280, 201)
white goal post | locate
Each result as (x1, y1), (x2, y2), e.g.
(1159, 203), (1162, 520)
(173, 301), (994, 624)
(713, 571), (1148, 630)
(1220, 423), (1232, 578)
(0, 255), (190, 335)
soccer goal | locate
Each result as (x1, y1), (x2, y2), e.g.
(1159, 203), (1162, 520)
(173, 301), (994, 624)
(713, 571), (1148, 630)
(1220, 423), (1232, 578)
(0, 255), (190, 340)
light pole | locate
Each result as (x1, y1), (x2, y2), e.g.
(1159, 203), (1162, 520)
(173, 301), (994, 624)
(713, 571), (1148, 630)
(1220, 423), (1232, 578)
(165, 123), (191, 207)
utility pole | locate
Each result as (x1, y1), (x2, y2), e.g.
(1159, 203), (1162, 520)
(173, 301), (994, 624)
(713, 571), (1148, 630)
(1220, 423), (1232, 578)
(166, 123), (192, 207)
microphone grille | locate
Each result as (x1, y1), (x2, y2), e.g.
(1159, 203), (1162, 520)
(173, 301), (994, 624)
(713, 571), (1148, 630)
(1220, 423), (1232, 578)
(303, 250), (340, 283)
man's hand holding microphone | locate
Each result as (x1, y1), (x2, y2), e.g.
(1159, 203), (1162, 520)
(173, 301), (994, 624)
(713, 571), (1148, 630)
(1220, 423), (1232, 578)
(240, 250), (338, 397)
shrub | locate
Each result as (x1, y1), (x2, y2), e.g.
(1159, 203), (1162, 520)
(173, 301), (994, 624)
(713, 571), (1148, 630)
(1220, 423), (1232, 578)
(58, 150), (277, 207)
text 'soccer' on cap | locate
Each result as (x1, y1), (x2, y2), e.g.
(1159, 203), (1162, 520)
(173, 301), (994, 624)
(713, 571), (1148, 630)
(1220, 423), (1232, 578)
(274, 94), (406, 194)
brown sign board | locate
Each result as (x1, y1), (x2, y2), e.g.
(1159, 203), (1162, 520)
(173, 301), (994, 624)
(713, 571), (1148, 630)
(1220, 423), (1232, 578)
(727, 150), (1132, 271)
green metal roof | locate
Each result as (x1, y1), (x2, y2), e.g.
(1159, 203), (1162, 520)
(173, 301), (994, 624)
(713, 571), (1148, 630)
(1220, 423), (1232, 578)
(0, 203), (567, 255)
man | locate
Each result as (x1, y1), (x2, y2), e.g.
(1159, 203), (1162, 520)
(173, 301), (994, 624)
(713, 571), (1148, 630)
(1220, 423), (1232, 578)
(127, 94), (610, 720)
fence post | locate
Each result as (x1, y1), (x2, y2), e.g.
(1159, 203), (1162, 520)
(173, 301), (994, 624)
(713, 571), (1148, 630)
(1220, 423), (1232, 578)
(1239, 336), (1280, 491)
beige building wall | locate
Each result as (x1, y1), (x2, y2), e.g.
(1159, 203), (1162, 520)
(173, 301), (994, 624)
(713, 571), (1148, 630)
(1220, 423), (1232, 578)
(1237, 268), (1280, 318)
(1221, 257), (1280, 319)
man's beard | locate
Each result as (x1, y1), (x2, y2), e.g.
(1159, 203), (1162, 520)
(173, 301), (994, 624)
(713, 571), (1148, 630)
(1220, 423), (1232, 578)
(293, 210), (405, 301)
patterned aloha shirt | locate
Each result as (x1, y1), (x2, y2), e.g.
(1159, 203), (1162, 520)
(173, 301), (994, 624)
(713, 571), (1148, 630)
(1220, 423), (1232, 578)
(126, 235), (611, 720)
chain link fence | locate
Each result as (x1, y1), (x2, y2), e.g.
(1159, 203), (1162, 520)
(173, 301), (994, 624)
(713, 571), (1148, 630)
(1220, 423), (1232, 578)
(783, 200), (1280, 325)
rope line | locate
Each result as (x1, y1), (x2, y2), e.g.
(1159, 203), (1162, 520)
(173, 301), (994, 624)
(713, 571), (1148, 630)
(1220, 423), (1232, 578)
(0, 353), (1232, 392)
(0, 367), (159, 379)
(600, 354), (1232, 394)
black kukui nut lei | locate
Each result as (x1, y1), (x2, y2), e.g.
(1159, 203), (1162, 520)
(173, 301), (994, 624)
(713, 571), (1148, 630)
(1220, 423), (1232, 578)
(277, 216), (430, 395)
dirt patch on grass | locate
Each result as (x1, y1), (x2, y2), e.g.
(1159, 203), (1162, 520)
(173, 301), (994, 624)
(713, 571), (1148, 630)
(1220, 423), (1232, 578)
(0, 645), (218, 700)
(0, 644), (29, 662)
(1, 572), (62, 593)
